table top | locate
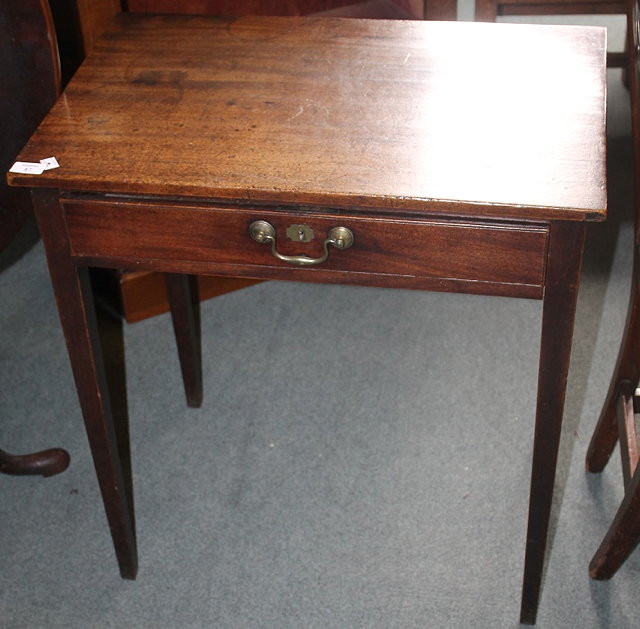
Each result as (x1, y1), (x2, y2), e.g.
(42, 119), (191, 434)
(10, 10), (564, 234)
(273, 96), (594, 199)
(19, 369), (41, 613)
(8, 14), (607, 222)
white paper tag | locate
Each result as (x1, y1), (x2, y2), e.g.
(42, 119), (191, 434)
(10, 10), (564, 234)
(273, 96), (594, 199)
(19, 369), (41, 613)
(9, 161), (45, 175)
(40, 157), (60, 170)
(9, 157), (59, 175)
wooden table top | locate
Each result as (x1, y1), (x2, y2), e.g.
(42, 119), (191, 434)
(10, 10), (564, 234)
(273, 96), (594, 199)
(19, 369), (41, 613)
(8, 14), (607, 222)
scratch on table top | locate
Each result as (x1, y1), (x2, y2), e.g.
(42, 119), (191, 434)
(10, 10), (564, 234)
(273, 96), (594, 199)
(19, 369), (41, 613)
(288, 106), (305, 121)
(287, 100), (331, 122)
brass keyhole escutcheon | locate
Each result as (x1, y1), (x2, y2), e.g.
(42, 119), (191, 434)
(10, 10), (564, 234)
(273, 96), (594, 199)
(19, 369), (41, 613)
(286, 224), (315, 243)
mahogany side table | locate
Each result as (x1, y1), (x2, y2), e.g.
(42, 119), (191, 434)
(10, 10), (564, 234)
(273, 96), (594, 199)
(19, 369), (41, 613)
(7, 15), (607, 624)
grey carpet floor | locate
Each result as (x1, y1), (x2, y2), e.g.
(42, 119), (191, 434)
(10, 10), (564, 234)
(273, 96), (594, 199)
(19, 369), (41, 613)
(1, 17), (639, 629)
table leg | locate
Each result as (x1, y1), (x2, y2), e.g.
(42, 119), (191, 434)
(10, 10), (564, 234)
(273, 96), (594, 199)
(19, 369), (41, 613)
(32, 189), (138, 579)
(165, 273), (203, 408)
(520, 221), (586, 625)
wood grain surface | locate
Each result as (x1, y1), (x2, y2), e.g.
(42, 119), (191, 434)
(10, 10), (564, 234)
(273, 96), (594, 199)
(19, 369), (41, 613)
(8, 14), (607, 221)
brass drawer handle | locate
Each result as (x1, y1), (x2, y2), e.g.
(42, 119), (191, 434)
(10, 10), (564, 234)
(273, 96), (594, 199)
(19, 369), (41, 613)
(249, 220), (354, 266)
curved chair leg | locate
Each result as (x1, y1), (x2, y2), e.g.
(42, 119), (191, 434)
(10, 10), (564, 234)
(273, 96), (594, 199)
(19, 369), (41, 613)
(586, 283), (640, 472)
(586, 388), (625, 472)
(587, 0), (640, 583)
(0, 447), (70, 477)
(589, 464), (640, 579)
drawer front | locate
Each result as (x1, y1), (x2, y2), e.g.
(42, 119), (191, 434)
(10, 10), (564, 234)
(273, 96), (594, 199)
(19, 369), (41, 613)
(63, 199), (548, 297)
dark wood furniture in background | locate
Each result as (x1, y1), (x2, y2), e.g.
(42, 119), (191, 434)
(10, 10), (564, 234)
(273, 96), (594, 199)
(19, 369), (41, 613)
(8, 14), (606, 624)
(0, 448), (70, 477)
(0, 0), (69, 478)
(123, 0), (454, 20)
(53, 0), (455, 323)
(1, 0), (60, 251)
(475, 0), (628, 68)
(586, 0), (640, 580)
(127, 0), (420, 18)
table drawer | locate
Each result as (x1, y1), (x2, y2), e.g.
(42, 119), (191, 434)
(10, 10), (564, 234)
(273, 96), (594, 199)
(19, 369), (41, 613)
(63, 199), (548, 297)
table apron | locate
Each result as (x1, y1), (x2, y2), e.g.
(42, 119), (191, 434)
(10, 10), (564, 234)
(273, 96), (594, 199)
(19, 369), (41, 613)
(62, 198), (549, 299)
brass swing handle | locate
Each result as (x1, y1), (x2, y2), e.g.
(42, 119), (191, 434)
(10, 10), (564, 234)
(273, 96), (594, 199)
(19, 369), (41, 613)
(249, 220), (354, 267)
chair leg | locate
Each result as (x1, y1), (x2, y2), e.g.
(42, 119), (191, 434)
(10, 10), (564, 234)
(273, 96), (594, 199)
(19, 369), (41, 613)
(586, 285), (640, 472)
(165, 274), (203, 408)
(589, 464), (640, 579)
(0, 447), (70, 477)
(474, 0), (498, 21)
(586, 387), (624, 473)
(588, 284), (640, 577)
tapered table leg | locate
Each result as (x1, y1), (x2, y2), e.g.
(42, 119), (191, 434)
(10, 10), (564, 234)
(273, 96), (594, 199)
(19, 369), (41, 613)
(520, 221), (586, 625)
(32, 189), (137, 579)
(165, 273), (203, 408)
